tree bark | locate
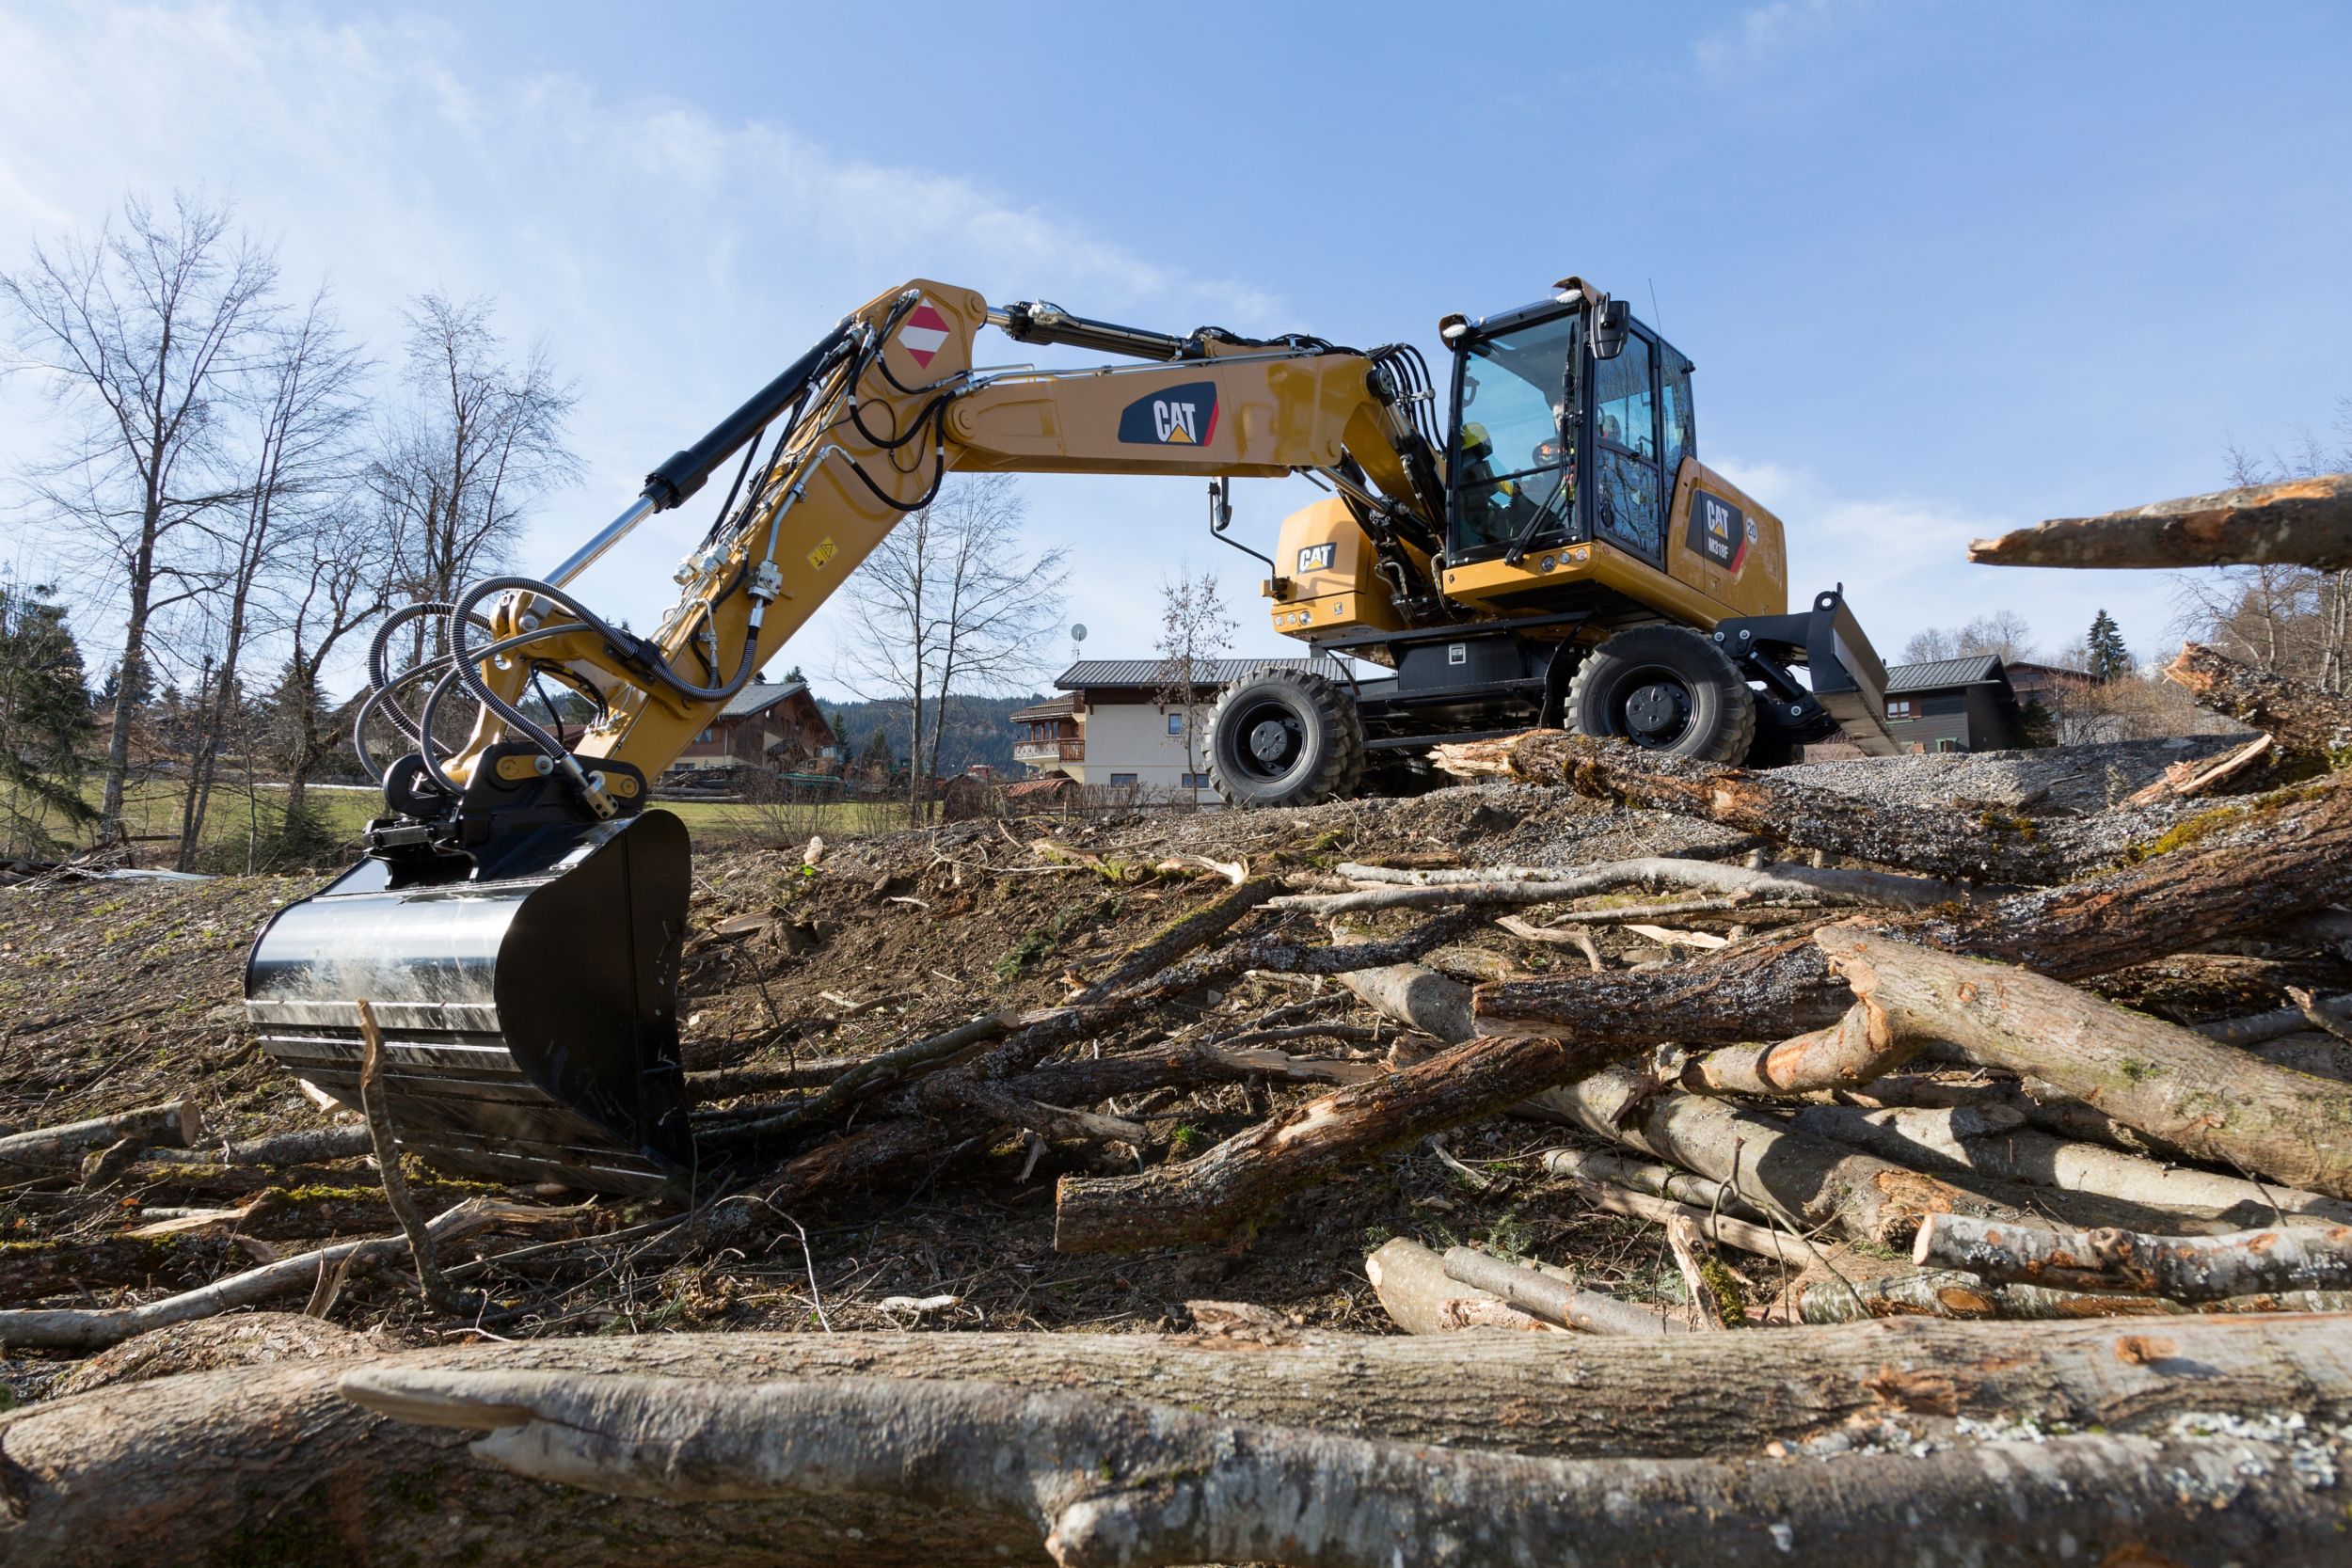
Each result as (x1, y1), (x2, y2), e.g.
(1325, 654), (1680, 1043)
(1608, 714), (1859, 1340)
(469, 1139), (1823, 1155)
(1821, 927), (2352, 1199)
(1680, 1003), (1909, 1097)
(1966, 471), (2352, 572)
(1918, 1213), (2352, 1302)
(1052, 1033), (1626, 1253)
(140, 1123), (374, 1167)
(8, 1318), (2352, 1565)
(2165, 641), (2352, 766)
(1537, 1147), (1765, 1220)
(0, 1101), (199, 1168)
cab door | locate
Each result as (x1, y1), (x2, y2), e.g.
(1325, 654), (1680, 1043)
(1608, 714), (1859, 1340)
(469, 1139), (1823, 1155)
(1590, 328), (1664, 565)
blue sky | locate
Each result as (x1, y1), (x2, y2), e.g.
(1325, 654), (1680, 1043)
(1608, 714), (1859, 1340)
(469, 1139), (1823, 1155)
(5, 0), (2349, 696)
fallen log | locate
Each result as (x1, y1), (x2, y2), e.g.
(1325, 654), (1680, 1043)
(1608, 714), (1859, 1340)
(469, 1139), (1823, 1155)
(1918, 1212), (2352, 1303)
(1435, 732), (2079, 883)
(1440, 1243), (1693, 1336)
(1680, 1003), (1908, 1097)
(140, 1123), (374, 1167)
(1790, 1101), (2352, 1228)
(1334, 858), (1971, 907)
(1073, 877), (1287, 1003)
(1361, 1237), (1557, 1333)
(344, 1366), (2352, 1568)
(1966, 471), (2352, 571)
(1052, 1032), (1625, 1253)
(8, 1318), (2352, 1565)
(2123, 732), (2275, 805)
(0, 1100), (199, 1168)
(2164, 642), (2352, 767)
(0, 1197), (563, 1352)
(1821, 927), (2352, 1200)
(1537, 1147), (1765, 1221)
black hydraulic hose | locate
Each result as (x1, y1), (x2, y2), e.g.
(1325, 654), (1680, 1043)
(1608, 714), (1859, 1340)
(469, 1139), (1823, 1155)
(354, 623), (588, 788)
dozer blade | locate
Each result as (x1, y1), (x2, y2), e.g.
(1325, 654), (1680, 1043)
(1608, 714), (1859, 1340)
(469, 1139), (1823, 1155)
(245, 811), (694, 1197)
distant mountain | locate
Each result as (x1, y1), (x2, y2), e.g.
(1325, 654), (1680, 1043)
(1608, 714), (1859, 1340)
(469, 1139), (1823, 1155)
(808, 690), (1050, 774)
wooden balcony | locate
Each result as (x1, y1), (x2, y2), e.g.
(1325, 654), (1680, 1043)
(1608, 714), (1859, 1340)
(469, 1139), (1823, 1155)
(1013, 737), (1084, 764)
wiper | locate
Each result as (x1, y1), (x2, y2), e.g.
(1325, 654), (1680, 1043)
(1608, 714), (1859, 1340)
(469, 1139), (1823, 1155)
(1502, 470), (1569, 565)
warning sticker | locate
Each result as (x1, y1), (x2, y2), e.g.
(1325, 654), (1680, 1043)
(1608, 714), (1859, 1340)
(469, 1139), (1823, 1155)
(806, 536), (838, 570)
(898, 301), (950, 368)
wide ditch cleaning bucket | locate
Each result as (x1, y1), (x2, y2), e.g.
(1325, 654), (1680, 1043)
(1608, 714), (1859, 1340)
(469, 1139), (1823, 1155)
(244, 811), (694, 1196)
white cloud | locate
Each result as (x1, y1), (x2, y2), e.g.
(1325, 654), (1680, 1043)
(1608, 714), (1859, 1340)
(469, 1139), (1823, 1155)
(1692, 0), (1872, 82)
(0, 4), (1293, 689)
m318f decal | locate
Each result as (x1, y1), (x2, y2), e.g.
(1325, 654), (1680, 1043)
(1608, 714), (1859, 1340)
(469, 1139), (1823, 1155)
(1119, 381), (1220, 446)
(1687, 491), (1755, 572)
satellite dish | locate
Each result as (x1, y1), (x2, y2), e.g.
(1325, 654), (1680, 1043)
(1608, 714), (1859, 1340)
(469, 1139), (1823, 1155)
(1070, 624), (1089, 642)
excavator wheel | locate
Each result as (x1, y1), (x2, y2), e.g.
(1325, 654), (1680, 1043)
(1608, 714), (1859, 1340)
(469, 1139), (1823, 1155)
(1565, 626), (1756, 764)
(1207, 668), (1365, 809)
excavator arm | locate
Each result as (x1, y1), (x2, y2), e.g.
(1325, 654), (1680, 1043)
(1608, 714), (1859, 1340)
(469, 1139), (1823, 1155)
(246, 280), (1444, 1195)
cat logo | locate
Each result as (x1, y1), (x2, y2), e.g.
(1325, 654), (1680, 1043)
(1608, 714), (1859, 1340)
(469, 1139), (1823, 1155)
(1685, 493), (1750, 572)
(1295, 543), (1337, 574)
(1118, 380), (1220, 446)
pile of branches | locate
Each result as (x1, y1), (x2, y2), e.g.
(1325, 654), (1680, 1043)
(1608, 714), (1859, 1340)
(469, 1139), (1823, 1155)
(4, 476), (2351, 1564)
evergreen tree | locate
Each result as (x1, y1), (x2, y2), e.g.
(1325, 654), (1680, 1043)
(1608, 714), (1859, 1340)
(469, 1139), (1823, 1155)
(2084, 610), (2133, 682)
(858, 726), (896, 771)
(0, 581), (98, 854)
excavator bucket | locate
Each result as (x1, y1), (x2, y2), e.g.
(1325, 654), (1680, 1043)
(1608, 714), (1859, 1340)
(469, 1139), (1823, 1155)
(244, 811), (694, 1196)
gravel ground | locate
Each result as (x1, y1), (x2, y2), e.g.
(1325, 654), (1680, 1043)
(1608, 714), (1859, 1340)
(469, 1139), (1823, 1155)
(1784, 736), (2250, 816)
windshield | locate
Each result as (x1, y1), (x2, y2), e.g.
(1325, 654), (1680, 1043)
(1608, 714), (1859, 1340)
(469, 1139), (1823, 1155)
(1450, 313), (1578, 559)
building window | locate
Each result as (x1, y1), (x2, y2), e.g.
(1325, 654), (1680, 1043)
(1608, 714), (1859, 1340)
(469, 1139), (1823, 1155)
(1109, 772), (1139, 786)
(1167, 713), (1184, 735)
(1180, 772), (1211, 788)
(1936, 737), (1961, 753)
(1885, 700), (1914, 721)
(698, 728), (715, 742)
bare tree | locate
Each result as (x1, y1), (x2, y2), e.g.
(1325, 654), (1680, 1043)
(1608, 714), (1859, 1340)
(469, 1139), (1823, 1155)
(371, 293), (577, 650)
(834, 475), (1066, 820)
(0, 195), (278, 844)
(2177, 407), (2352, 689)
(1151, 567), (1236, 798)
(1899, 610), (2035, 667)
(171, 291), (368, 868)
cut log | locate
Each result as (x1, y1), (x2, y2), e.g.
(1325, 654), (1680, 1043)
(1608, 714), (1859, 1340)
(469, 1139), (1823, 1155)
(2164, 642), (2352, 767)
(343, 1366), (2352, 1568)
(1537, 1147), (1764, 1221)
(2123, 732), (2275, 805)
(1073, 877), (1286, 1003)
(1336, 858), (1972, 907)
(1680, 1003), (1909, 1097)
(1820, 927), (2352, 1200)
(1966, 471), (2352, 571)
(1335, 958), (1474, 1043)
(1791, 1101), (2352, 1228)
(1440, 1243), (1692, 1336)
(140, 1123), (375, 1166)
(1361, 1237), (1556, 1334)
(8, 1318), (2352, 1565)
(0, 1101), (198, 1168)
(1052, 1032), (1627, 1253)
(1918, 1212), (2352, 1302)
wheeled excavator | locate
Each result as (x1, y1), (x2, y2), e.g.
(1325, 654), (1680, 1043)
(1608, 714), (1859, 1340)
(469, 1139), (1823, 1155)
(246, 276), (1897, 1194)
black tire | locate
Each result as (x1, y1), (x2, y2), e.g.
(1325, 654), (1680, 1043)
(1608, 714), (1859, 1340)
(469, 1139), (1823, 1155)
(1206, 669), (1366, 808)
(1565, 626), (1757, 763)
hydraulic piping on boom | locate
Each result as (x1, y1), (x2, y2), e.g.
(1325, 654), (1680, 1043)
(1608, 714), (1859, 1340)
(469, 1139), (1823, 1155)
(246, 275), (1896, 1195)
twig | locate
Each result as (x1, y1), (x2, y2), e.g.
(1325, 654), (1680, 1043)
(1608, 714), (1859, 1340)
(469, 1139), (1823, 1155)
(356, 999), (474, 1316)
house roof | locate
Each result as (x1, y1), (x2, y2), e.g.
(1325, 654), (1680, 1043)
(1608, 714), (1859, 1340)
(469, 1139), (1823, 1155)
(1010, 695), (1079, 723)
(717, 680), (810, 721)
(1883, 655), (2009, 694)
(1055, 657), (1351, 690)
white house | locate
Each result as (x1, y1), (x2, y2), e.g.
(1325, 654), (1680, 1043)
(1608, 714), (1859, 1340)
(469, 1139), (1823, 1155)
(1010, 658), (1349, 803)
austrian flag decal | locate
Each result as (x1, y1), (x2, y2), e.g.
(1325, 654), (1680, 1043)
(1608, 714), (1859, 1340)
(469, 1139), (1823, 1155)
(898, 301), (950, 368)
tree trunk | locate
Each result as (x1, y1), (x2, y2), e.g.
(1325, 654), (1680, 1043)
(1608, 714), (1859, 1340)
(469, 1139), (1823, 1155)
(0, 1101), (199, 1168)
(7, 1318), (2352, 1565)
(1361, 1237), (1558, 1334)
(1439, 1243), (1694, 1336)
(1917, 1213), (2352, 1302)
(1966, 471), (2352, 572)
(1820, 927), (2352, 1199)
(2165, 641), (2352, 766)
(1052, 1033), (1623, 1253)
(1680, 1003), (1909, 1097)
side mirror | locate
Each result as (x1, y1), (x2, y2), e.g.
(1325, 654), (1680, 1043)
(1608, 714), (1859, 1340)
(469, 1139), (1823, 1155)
(1590, 297), (1631, 361)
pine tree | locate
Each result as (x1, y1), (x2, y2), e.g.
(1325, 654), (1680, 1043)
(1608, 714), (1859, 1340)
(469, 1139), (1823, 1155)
(2085, 610), (2133, 682)
(0, 581), (98, 854)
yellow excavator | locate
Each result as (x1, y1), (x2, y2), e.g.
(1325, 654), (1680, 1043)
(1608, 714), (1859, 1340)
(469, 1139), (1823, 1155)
(246, 276), (1895, 1193)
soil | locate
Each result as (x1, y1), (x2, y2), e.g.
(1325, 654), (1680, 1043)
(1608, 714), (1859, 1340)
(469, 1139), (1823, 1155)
(0, 737), (2336, 1402)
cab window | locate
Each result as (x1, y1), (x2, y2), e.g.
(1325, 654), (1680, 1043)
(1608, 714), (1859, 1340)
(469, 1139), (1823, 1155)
(1594, 336), (1663, 559)
(1450, 313), (1577, 558)
(1659, 352), (1694, 484)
